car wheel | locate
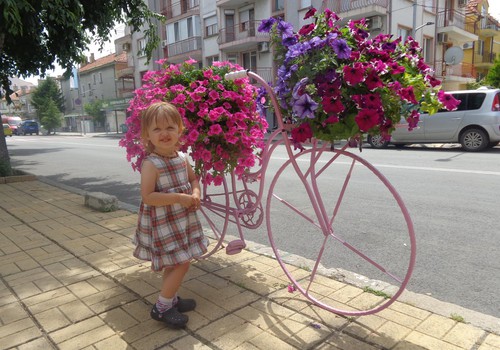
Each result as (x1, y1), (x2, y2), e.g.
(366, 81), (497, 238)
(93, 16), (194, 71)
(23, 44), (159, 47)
(367, 135), (389, 149)
(460, 128), (488, 152)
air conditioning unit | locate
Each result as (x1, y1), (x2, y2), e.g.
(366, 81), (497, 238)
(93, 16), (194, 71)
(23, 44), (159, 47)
(368, 16), (383, 30)
(258, 41), (270, 53)
(162, 40), (168, 48)
(437, 33), (448, 43)
(458, 0), (467, 7)
(462, 42), (473, 49)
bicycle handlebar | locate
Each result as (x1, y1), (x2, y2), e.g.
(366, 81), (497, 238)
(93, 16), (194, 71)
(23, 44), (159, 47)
(224, 70), (249, 81)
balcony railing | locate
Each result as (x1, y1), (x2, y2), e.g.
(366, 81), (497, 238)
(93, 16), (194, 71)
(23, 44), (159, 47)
(437, 10), (476, 33)
(162, 0), (199, 20)
(219, 20), (269, 44)
(321, 0), (388, 14)
(434, 60), (476, 79)
(474, 52), (496, 64)
(166, 36), (202, 57)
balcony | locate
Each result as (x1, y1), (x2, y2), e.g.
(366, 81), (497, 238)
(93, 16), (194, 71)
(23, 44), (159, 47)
(162, 0), (199, 20)
(474, 51), (496, 68)
(477, 20), (500, 38)
(219, 20), (270, 50)
(436, 10), (478, 43)
(321, 0), (388, 20)
(434, 60), (476, 81)
(166, 36), (202, 57)
(115, 67), (134, 79)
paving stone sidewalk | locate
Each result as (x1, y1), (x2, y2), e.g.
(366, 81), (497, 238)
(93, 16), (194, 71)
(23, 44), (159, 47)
(0, 180), (499, 350)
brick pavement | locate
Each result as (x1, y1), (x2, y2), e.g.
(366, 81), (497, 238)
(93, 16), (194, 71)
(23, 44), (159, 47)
(0, 180), (499, 349)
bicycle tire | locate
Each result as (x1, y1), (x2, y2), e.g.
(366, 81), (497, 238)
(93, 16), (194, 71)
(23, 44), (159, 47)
(265, 146), (416, 316)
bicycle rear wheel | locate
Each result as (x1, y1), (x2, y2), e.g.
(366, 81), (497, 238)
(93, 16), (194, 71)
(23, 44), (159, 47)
(266, 145), (416, 316)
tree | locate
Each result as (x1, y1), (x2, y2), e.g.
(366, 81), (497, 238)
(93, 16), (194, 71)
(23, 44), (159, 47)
(31, 77), (65, 120)
(40, 99), (62, 135)
(485, 58), (500, 88)
(84, 99), (106, 125)
(0, 0), (161, 176)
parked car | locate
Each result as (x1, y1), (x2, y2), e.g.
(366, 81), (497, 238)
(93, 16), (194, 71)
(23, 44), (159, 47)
(19, 120), (40, 135)
(1, 115), (22, 135)
(3, 123), (13, 137)
(368, 88), (500, 152)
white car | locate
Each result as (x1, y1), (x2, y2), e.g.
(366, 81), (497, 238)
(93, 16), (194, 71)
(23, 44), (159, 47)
(368, 88), (500, 151)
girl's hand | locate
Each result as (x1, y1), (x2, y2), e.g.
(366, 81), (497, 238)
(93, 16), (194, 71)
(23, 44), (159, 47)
(179, 194), (195, 208)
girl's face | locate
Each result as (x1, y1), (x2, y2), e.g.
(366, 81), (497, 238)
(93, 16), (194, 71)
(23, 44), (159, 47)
(146, 116), (182, 155)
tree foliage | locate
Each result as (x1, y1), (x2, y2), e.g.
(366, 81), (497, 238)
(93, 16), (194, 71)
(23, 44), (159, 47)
(0, 0), (161, 175)
(40, 99), (62, 134)
(84, 99), (106, 124)
(485, 58), (500, 89)
(0, 0), (161, 102)
(31, 77), (65, 120)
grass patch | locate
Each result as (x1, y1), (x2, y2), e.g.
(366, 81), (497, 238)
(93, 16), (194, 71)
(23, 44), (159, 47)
(363, 286), (391, 299)
(450, 313), (465, 323)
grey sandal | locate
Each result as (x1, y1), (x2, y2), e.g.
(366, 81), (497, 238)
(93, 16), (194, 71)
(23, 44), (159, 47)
(150, 304), (188, 328)
(175, 296), (196, 313)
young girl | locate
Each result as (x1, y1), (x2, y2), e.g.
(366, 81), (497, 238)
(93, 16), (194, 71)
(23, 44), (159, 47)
(133, 102), (208, 329)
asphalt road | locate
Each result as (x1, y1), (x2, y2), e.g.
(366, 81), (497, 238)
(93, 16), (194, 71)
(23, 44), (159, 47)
(6, 133), (500, 319)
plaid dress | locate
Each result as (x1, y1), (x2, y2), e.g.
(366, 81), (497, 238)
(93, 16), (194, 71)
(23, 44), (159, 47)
(133, 153), (208, 271)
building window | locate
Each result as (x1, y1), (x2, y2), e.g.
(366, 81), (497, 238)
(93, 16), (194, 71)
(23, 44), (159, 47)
(274, 0), (284, 12)
(226, 53), (238, 65)
(88, 83), (93, 96)
(300, 0), (312, 8)
(477, 40), (484, 55)
(239, 9), (254, 32)
(99, 72), (103, 83)
(423, 0), (435, 12)
(242, 51), (257, 72)
(397, 27), (411, 43)
(174, 22), (180, 41)
(206, 55), (219, 66)
(423, 37), (433, 62)
(138, 38), (146, 56)
(93, 74), (96, 85)
(204, 15), (218, 37)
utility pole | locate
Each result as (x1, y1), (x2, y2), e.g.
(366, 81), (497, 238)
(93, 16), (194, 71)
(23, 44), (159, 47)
(412, 0), (417, 38)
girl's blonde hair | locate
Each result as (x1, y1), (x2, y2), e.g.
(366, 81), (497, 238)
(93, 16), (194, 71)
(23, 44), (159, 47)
(141, 102), (185, 153)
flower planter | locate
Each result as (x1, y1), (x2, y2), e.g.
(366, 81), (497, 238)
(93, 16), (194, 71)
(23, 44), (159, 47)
(0, 169), (37, 184)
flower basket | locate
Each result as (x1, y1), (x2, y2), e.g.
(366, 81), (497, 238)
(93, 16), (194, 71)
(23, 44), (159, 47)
(119, 60), (268, 186)
(258, 8), (459, 146)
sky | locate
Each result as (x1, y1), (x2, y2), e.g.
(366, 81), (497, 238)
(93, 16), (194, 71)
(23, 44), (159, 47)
(23, 25), (125, 85)
(490, 1), (500, 21)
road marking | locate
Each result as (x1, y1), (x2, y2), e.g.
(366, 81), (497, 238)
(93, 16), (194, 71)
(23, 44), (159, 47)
(272, 156), (500, 176)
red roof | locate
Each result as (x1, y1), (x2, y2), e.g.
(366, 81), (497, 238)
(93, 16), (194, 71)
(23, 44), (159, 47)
(79, 52), (127, 73)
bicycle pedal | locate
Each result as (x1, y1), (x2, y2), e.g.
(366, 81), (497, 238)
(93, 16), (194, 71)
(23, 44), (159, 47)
(226, 240), (246, 255)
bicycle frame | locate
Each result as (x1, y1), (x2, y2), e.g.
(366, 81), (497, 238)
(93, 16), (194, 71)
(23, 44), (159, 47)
(199, 70), (348, 255)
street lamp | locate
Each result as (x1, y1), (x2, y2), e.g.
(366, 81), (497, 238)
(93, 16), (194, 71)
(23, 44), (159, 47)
(412, 22), (435, 37)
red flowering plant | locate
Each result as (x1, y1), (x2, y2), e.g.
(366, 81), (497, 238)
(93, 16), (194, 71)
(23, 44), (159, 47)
(258, 8), (459, 146)
(119, 59), (268, 186)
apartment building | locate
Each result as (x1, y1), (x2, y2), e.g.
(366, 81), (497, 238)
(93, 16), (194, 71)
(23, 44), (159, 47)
(107, 0), (499, 127)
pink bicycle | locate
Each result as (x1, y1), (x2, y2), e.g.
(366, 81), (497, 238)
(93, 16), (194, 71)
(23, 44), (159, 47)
(197, 70), (416, 316)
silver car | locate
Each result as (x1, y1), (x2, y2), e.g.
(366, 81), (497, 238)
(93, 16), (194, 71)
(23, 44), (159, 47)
(368, 88), (500, 151)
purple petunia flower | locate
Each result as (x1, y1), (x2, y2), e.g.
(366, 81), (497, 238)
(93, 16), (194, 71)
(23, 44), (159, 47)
(277, 20), (294, 36)
(330, 38), (351, 59)
(258, 18), (276, 33)
(293, 93), (318, 119)
(282, 35), (298, 47)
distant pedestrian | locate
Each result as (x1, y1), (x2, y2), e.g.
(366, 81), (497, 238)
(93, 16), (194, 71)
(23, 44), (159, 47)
(133, 102), (208, 329)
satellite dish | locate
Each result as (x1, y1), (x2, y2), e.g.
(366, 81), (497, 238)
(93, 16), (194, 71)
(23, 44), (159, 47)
(444, 46), (464, 65)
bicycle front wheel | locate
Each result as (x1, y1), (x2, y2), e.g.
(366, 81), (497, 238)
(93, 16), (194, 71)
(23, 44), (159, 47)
(266, 146), (416, 316)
